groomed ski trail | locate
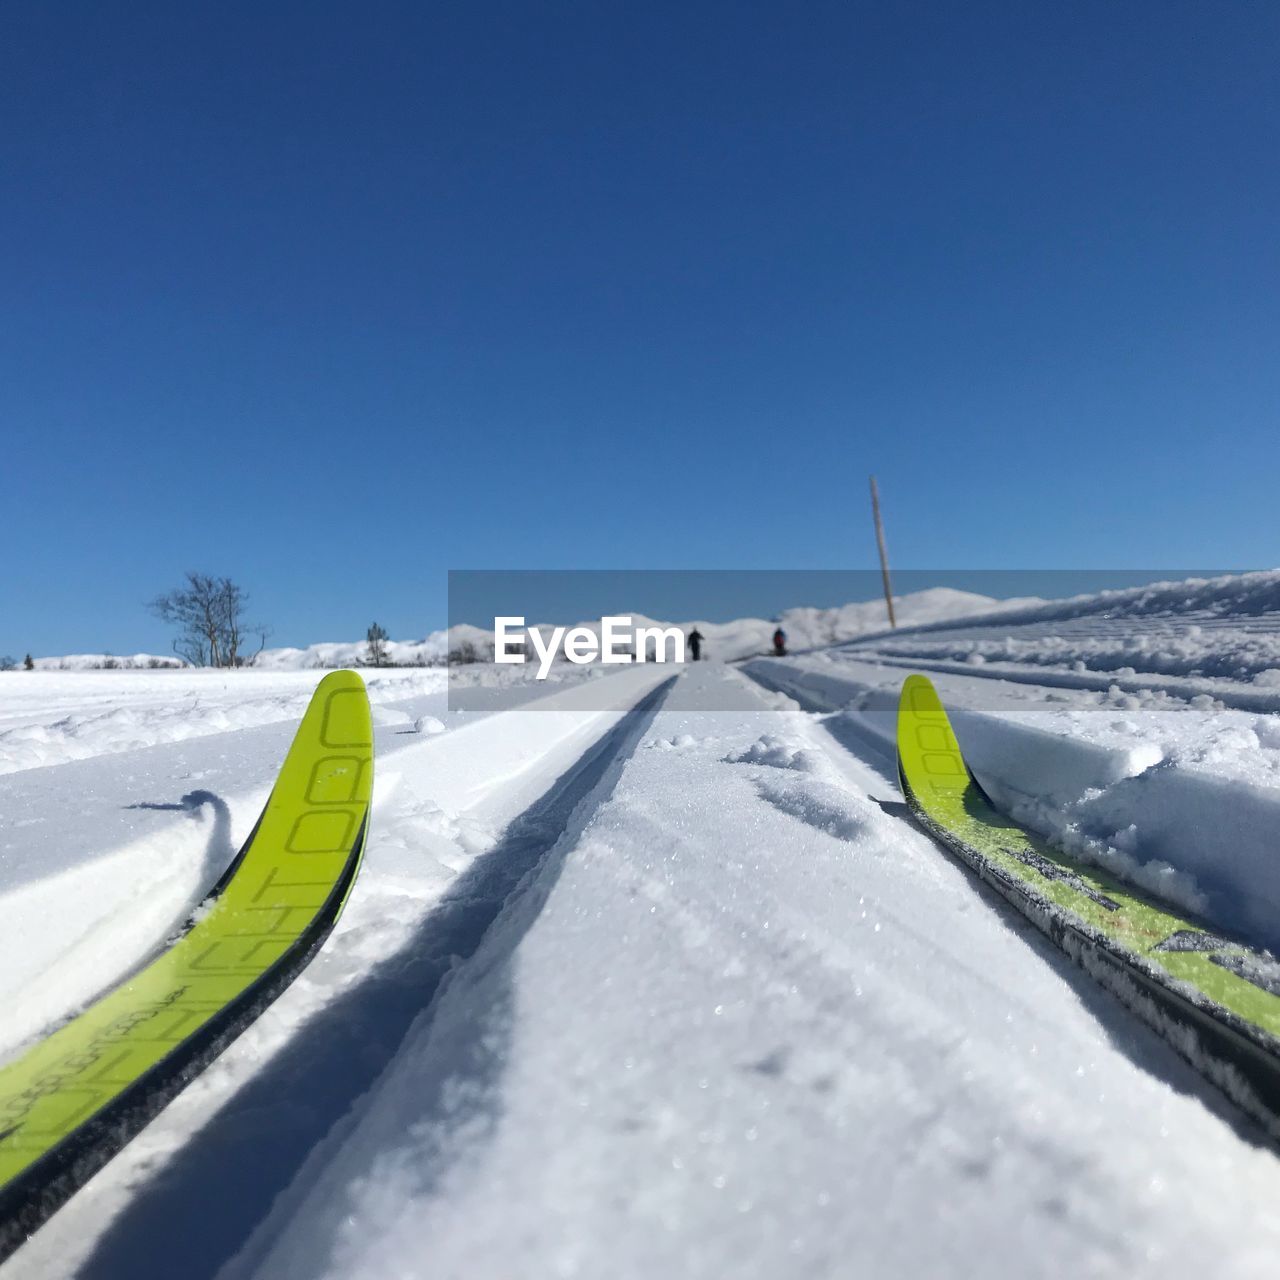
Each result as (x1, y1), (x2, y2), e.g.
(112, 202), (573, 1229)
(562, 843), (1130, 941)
(169, 665), (1280, 1280)
(0, 667), (674, 1279)
(0, 672), (376, 1263)
(743, 653), (1280, 952)
(830, 649), (1280, 715)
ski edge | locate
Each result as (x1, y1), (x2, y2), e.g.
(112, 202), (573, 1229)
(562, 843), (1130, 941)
(0, 814), (366, 1262)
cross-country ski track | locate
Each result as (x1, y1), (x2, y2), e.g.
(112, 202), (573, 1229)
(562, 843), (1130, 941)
(4, 655), (1280, 1278)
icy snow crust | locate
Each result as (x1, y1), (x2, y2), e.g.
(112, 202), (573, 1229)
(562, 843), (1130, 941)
(4, 576), (1280, 1276)
(852, 569), (1280, 694)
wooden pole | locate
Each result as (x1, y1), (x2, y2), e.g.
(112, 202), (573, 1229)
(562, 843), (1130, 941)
(870, 475), (897, 629)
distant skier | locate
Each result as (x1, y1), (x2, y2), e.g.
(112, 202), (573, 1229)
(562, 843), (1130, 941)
(688, 628), (704, 661)
(772, 627), (786, 657)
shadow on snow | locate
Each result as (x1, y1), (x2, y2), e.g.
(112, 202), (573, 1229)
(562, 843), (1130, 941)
(77, 679), (675, 1280)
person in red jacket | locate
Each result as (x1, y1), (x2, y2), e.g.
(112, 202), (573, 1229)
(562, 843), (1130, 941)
(772, 627), (786, 656)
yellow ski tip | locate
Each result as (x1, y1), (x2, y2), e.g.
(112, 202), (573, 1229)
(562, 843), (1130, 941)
(899, 672), (945, 717)
(316, 668), (368, 689)
(302, 670), (373, 755)
(312, 668), (370, 706)
(0, 664), (377, 1246)
(896, 673), (972, 815)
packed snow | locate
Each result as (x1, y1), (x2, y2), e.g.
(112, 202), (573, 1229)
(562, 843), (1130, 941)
(0, 668), (450, 775)
(4, 573), (1280, 1278)
(855, 570), (1280, 706)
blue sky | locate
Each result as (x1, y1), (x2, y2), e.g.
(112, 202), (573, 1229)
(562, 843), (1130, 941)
(2, 2), (1277, 655)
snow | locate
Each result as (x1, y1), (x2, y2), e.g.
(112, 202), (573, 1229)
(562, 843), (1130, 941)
(0, 668), (448, 775)
(748, 654), (1280, 950)
(5, 573), (1280, 1277)
(645, 586), (1006, 661)
(855, 569), (1280, 693)
(200, 668), (1280, 1279)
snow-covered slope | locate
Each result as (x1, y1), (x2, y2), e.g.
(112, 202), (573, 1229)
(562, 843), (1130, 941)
(0, 668), (449, 775)
(679, 586), (1006, 659)
(854, 569), (1280, 688)
(747, 654), (1280, 951)
(5, 572), (1280, 1278)
(6, 662), (1279, 1279)
(210, 667), (1280, 1280)
(27, 570), (1280, 685)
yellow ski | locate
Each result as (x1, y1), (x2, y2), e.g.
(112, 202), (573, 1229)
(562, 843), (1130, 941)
(0, 669), (374, 1260)
(898, 672), (1280, 1136)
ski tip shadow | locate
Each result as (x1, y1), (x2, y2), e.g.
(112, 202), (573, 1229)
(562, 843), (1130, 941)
(868, 797), (912, 820)
(125, 790), (236, 898)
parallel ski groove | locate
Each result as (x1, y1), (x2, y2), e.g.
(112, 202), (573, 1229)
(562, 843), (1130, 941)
(0, 670), (374, 1263)
(897, 672), (1280, 1138)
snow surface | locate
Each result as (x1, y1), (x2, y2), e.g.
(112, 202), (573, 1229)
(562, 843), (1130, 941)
(746, 654), (1280, 950)
(214, 667), (1280, 1280)
(5, 574), (1280, 1278)
(0, 668), (450, 775)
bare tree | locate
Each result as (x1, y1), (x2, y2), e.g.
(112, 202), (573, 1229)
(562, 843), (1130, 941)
(447, 640), (480, 665)
(366, 622), (390, 667)
(0, 656), (15, 672)
(217, 578), (267, 666)
(149, 573), (267, 668)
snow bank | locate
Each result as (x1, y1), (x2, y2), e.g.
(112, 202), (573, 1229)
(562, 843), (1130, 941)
(873, 569), (1280, 635)
(0, 667), (675, 1278)
(0, 668), (448, 775)
(219, 666), (1280, 1280)
(745, 656), (1280, 952)
(854, 570), (1280, 688)
(614, 588), (1002, 661)
(0, 790), (254, 1058)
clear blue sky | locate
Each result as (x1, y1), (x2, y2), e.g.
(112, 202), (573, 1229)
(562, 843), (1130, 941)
(3, 2), (1277, 655)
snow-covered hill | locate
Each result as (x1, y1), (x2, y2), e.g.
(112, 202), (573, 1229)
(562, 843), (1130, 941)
(5, 648), (1280, 1278)
(671, 585), (1008, 659)
(33, 572), (1280, 677)
(27, 587), (1004, 673)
